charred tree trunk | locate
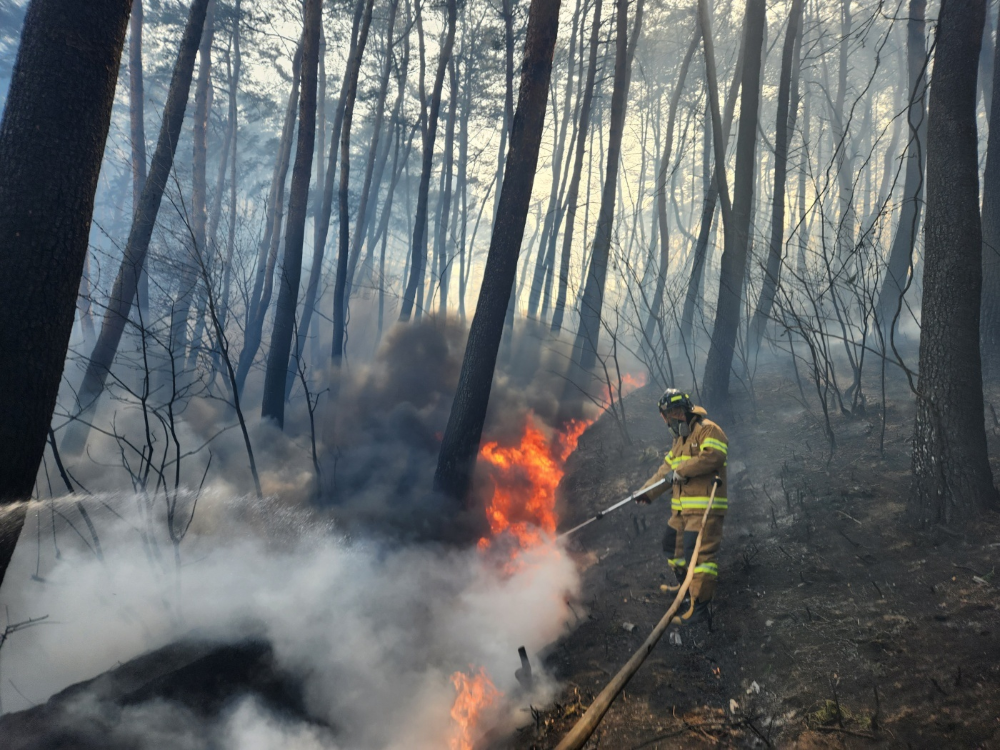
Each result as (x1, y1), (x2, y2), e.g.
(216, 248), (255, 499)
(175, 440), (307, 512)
(331, 0), (375, 363)
(434, 0), (563, 505)
(435, 57), (459, 317)
(219, 0), (241, 337)
(700, 0), (766, 414)
(551, 0), (602, 333)
(572, 0), (644, 373)
(260, 0), (323, 426)
(61, 0), (212, 456)
(0, 0), (131, 590)
(912, 0), (998, 526)
(747, 0), (803, 358)
(981, 6), (1000, 380)
(876, 0), (927, 340)
(399, 0), (458, 321)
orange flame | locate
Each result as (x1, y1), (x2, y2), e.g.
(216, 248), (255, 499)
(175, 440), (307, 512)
(601, 371), (648, 406)
(449, 666), (501, 750)
(477, 414), (590, 553)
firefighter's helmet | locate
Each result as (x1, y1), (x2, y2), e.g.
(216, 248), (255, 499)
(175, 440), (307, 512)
(658, 388), (693, 414)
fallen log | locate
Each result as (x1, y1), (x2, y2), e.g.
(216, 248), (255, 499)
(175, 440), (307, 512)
(554, 477), (721, 750)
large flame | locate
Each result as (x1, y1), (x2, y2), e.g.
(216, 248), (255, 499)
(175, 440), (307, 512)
(477, 415), (590, 553)
(449, 666), (501, 750)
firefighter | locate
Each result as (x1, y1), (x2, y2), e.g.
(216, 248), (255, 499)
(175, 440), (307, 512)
(635, 389), (728, 627)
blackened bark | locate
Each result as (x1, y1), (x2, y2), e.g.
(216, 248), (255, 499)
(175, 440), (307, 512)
(551, 0), (602, 333)
(912, 0), (998, 527)
(260, 0), (322, 426)
(399, 0), (458, 321)
(747, 0), (803, 357)
(573, 0), (644, 372)
(700, 0), (766, 414)
(0, 0), (131, 589)
(129, 0), (149, 320)
(982, 5), (1000, 380)
(434, 0), (562, 504)
(61, 0), (212, 456)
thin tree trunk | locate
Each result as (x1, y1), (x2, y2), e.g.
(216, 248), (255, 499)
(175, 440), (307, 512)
(436, 57), (458, 317)
(573, 0), (645, 373)
(981, 5), (1000, 379)
(0, 0), (131, 588)
(399, 0), (458, 321)
(219, 0), (241, 335)
(700, 0), (766, 414)
(747, 0), (804, 358)
(434, 0), (563, 505)
(876, 0), (927, 339)
(61, 0), (212, 456)
(911, 0), (997, 526)
(331, 0), (375, 363)
(643, 25), (700, 346)
(260, 0), (322, 426)
(551, 0), (602, 333)
(129, 0), (149, 321)
(680, 16), (746, 343)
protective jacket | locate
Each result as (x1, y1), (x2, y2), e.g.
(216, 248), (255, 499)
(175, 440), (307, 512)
(640, 406), (729, 515)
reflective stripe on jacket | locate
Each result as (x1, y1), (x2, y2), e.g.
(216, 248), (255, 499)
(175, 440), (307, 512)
(640, 406), (729, 516)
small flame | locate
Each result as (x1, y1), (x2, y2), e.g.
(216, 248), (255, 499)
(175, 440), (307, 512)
(601, 371), (647, 406)
(449, 666), (501, 750)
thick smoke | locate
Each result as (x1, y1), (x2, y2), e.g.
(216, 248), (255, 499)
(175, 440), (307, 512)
(0, 498), (580, 747)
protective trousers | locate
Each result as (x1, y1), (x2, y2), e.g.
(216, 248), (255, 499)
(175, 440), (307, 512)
(662, 512), (724, 602)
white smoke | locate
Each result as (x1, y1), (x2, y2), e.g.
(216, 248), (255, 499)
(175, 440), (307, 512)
(0, 494), (580, 748)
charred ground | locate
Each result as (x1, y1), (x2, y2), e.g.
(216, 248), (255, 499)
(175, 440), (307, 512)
(507, 365), (1000, 749)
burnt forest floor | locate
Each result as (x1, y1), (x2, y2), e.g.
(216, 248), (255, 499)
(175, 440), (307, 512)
(504, 359), (1000, 750)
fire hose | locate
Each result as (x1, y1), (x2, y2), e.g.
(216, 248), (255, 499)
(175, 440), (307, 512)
(556, 478), (668, 540)
(553, 476), (721, 750)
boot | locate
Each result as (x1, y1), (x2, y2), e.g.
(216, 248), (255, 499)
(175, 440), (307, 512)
(671, 599), (712, 629)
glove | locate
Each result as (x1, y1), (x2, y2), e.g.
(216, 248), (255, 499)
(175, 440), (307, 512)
(634, 487), (652, 505)
(667, 470), (687, 485)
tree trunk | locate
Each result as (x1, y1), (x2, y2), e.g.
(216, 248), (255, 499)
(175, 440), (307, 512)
(747, 0), (804, 358)
(643, 25), (700, 348)
(680, 16), (746, 344)
(399, 0), (458, 321)
(700, 0), (766, 414)
(129, 0), (149, 321)
(912, 0), (998, 527)
(876, 0), (927, 340)
(61, 0), (213, 456)
(434, 0), (563, 505)
(219, 0), (241, 337)
(550, 0), (603, 333)
(981, 6), (1000, 380)
(572, 0), (644, 373)
(331, 0), (375, 363)
(0, 0), (131, 590)
(260, 0), (323, 426)
(435, 57), (459, 317)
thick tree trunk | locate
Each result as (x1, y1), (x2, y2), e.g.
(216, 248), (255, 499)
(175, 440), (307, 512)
(912, 0), (998, 526)
(700, 0), (766, 414)
(572, 0), (644, 373)
(434, 0), (563, 505)
(260, 0), (322, 426)
(747, 0), (804, 358)
(399, 0), (458, 321)
(61, 0), (212, 456)
(550, 0), (603, 333)
(981, 6), (1000, 380)
(0, 0), (131, 590)
(876, 0), (927, 340)
(331, 0), (375, 363)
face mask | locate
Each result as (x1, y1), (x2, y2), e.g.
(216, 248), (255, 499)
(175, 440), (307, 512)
(678, 420), (691, 438)
(668, 420), (680, 437)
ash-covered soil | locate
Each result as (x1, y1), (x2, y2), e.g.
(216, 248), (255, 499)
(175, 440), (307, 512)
(506, 366), (1000, 749)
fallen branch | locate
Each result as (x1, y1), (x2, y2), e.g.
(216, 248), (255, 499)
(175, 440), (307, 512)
(554, 477), (721, 750)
